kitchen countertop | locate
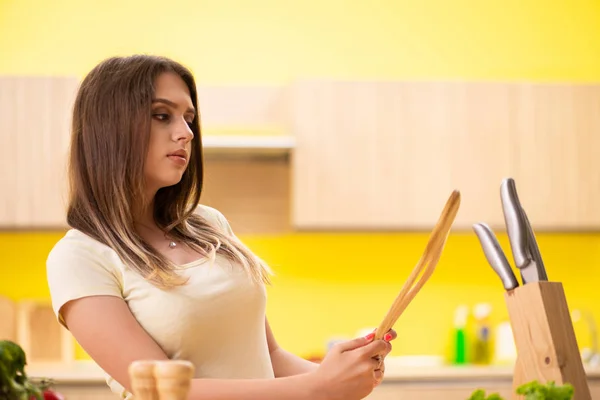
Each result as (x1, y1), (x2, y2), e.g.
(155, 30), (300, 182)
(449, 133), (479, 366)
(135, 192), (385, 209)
(26, 360), (600, 385)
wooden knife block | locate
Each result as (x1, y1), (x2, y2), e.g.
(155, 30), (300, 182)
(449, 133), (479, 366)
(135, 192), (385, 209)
(505, 281), (591, 399)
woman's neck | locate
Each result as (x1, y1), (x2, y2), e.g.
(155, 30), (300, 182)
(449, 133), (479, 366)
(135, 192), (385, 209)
(134, 196), (157, 229)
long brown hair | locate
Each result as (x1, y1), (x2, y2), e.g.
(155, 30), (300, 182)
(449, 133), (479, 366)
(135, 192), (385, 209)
(67, 54), (271, 288)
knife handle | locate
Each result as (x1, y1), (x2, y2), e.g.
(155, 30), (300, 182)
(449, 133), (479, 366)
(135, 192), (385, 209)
(473, 223), (519, 290)
(501, 178), (532, 269)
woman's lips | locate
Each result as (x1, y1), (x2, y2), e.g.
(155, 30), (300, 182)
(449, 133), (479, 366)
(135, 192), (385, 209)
(168, 155), (187, 166)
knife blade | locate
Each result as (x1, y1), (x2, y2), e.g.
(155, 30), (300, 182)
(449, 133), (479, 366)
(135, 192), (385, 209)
(473, 222), (519, 290)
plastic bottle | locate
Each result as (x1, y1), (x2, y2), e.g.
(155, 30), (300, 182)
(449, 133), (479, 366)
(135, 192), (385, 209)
(452, 305), (469, 365)
(493, 320), (517, 365)
(471, 303), (493, 365)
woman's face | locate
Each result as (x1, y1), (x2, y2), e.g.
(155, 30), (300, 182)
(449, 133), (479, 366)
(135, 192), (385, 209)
(144, 72), (196, 195)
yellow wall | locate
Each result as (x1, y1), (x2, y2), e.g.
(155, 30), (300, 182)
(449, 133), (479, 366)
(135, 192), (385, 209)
(1, 0), (599, 83)
(1, 231), (600, 361)
(1, 0), (600, 362)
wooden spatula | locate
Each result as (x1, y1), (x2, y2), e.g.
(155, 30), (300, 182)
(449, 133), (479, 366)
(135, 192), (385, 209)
(374, 190), (461, 340)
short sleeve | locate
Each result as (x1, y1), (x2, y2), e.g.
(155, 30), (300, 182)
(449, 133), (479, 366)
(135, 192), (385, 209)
(46, 231), (124, 328)
(214, 209), (236, 237)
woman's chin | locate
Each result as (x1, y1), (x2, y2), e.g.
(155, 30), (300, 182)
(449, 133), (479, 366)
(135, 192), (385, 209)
(152, 175), (184, 191)
(164, 177), (184, 188)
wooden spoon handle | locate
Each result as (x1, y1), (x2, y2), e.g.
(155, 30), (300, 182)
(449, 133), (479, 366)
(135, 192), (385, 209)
(374, 190), (461, 340)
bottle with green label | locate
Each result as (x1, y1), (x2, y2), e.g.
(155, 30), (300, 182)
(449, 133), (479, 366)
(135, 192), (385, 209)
(452, 305), (469, 365)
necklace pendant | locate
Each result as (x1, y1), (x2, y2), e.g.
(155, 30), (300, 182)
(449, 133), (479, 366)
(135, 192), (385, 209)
(168, 241), (177, 249)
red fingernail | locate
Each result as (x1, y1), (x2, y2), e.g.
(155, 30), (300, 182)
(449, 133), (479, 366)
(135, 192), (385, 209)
(365, 333), (375, 341)
(384, 333), (392, 341)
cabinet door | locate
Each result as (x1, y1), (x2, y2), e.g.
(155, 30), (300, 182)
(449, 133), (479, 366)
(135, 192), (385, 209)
(511, 84), (600, 230)
(202, 155), (291, 234)
(291, 80), (600, 231)
(0, 77), (79, 228)
(291, 80), (513, 230)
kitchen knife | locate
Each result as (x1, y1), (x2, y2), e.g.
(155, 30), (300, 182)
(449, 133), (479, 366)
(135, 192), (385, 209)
(473, 222), (519, 290)
(500, 178), (548, 283)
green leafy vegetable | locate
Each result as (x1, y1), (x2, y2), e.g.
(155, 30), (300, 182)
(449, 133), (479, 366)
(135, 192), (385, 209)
(516, 380), (574, 400)
(0, 340), (42, 400)
(468, 388), (503, 400)
(468, 380), (574, 400)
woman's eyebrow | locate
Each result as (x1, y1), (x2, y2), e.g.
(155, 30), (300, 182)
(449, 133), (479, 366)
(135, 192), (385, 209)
(152, 98), (196, 114)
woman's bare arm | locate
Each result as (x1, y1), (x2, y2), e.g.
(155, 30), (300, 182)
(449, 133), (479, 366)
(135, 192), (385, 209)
(265, 318), (319, 377)
(61, 296), (321, 400)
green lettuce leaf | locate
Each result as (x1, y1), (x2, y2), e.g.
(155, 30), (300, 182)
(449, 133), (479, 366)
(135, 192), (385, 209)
(467, 380), (574, 400)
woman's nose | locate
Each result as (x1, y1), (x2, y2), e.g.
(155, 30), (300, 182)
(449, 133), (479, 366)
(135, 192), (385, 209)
(173, 118), (194, 142)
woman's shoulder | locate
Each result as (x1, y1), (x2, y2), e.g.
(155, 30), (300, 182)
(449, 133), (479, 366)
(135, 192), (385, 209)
(49, 228), (118, 256)
(46, 204), (233, 270)
(193, 204), (234, 235)
(46, 229), (124, 324)
(46, 228), (123, 273)
(193, 203), (223, 221)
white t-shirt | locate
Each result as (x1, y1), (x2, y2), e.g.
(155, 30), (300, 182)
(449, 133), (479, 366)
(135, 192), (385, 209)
(46, 205), (274, 398)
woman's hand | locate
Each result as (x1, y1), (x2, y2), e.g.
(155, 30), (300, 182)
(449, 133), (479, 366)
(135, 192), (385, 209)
(373, 328), (397, 386)
(307, 330), (397, 400)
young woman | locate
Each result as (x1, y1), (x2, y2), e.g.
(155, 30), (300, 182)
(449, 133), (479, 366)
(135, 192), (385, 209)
(46, 55), (396, 400)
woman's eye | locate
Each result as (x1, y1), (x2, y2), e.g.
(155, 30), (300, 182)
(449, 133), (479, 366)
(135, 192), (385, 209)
(153, 113), (169, 121)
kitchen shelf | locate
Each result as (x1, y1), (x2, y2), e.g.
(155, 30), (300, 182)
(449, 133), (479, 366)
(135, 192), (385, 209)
(202, 135), (295, 155)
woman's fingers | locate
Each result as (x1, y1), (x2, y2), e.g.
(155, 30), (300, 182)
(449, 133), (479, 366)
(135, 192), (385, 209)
(373, 360), (385, 386)
(359, 339), (390, 359)
(383, 329), (397, 342)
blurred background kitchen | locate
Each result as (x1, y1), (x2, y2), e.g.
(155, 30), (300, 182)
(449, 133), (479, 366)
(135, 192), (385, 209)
(1, 0), (600, 399)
